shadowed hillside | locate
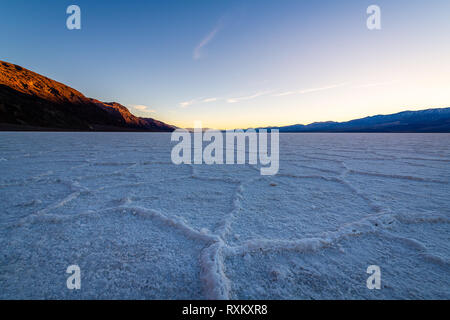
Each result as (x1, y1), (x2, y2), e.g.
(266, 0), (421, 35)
(0, 61), (175, 131)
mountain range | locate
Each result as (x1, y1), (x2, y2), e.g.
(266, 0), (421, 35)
(1, 60), (449, 132)
(261, 108), (450, 132)
(0, 60), (175, 131)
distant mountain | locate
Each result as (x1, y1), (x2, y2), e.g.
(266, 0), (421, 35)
(0, 61), (176, 131)
(262, 108), (450, 133)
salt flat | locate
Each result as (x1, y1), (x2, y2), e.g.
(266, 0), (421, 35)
(0, 132), (449, 299)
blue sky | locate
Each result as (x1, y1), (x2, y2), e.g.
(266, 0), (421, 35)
(1, 0), (450, 129)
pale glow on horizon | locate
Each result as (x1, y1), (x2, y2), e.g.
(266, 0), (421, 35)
(164, 77), (450, 130)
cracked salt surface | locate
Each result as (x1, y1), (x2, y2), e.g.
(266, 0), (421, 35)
(0, 132), (449, 299)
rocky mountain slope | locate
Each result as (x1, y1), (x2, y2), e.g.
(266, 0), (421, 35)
(0, 61), (175, 131)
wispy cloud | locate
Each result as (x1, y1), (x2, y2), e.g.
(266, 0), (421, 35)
(226, 90), (274, 103)
(179, 99), (196, 108)
(130, 105), (156, 113)
(179, 97), (219, 108)
(178, 83), (346, 108)
(179, 90), (273, 108)
(272, 91), (296, 97)
(272, 83), (348, 97)
(193, 18), (224, 60)
(201, 97), (218, 103)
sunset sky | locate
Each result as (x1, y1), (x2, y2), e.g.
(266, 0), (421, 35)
(1, 0), (450, 129)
